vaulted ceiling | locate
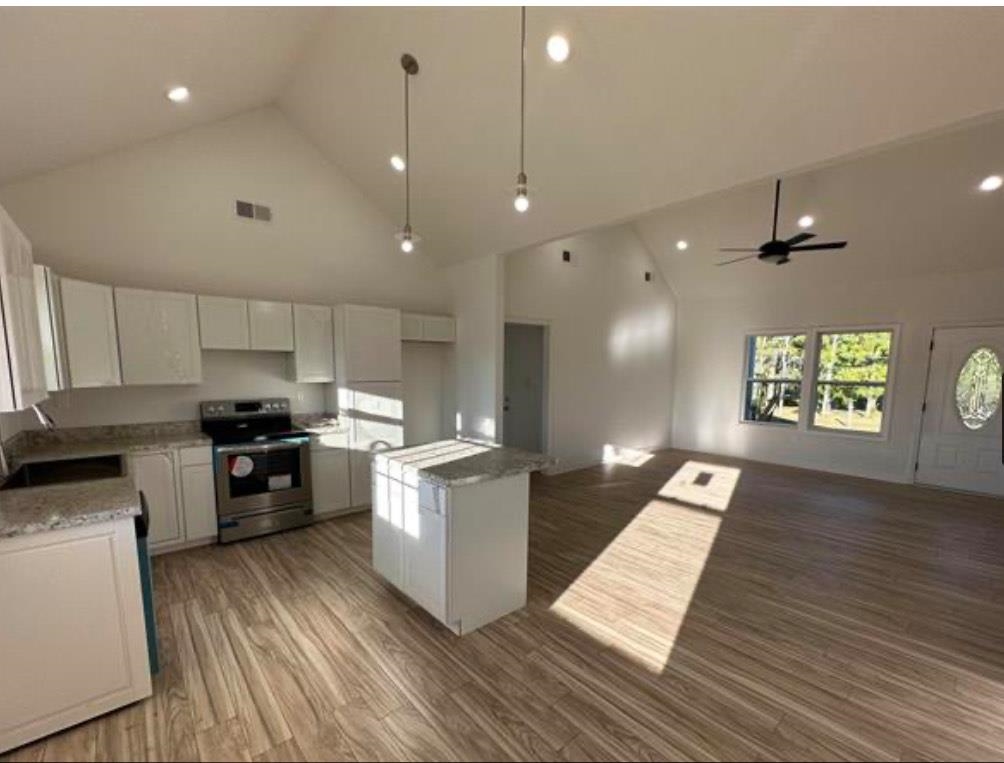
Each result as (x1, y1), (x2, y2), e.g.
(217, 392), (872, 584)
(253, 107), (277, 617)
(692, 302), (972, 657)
(3, 7), (1004, 268)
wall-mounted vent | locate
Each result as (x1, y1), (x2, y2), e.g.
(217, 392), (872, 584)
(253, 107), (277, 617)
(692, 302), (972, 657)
(235, 200), (272, 222)
(562, 250), (571, 262)
(644, 271), (652, 282)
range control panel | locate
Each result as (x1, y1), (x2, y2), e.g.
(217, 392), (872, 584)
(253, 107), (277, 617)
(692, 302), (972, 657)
(200, 398), (290, 420)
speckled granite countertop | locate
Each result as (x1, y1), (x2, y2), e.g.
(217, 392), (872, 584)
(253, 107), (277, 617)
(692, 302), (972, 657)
(293, 413), (349, 437)
(376, 439), (554, 487)
(0, 421), (209, 539)
(0, 477), (141, 539)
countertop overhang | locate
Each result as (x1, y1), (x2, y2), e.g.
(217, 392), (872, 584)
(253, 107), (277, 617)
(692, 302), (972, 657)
(375, 439), (555, 487)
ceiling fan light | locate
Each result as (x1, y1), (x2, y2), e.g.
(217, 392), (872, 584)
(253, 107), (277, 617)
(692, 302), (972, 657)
(979, 175), (1002, 192)
(797, 215), (814, 229)
(675, 240), (688, 251)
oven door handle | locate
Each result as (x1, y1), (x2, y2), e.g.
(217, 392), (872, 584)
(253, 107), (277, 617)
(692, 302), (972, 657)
(215, 441), (307, 456)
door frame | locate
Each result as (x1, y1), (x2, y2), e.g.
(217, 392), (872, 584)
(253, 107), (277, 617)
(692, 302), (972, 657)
(503, 316), (554, 463)
(912, 319), (1004, 488)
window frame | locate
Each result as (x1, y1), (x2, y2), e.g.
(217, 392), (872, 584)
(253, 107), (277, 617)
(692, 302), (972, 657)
(738, 329), (810, 429)
(738, 324), (899, 440)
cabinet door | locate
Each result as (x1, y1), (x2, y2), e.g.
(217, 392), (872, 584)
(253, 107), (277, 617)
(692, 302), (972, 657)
(248, 300), (294, 351)
(310, 445), (351, 515)
(422, 316), (456, 343)
(371, 467), (403, 587)
(402, 503), (448, 622)
(343, 305), (401, 381)
(0, 215), (46, 411)
(59, 277), (121, 388)
(292, 304), (334, 382)
(116, 288), (202, 385)
(198, 296), (249, 350)
(33, 266), (68, 392)
(400, 313), (424, 342)
(180, 463), (217, 541)
(130, 451), (182, 548)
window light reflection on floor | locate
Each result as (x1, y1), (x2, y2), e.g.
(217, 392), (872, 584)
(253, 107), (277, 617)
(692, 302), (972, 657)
(549, 460), (740, 672)
(602, 444), (654, 467)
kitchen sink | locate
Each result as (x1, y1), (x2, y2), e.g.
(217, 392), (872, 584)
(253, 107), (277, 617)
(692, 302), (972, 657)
(0, 454), (125, 491)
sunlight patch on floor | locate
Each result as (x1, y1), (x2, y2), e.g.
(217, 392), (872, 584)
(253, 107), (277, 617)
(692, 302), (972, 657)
(602, 444), (654, 467)
(549, 491), (724, 672)
(658, 460), (741, 512)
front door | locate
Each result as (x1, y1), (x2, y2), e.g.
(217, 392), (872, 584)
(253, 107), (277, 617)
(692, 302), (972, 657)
(916, 325), (1004, 496)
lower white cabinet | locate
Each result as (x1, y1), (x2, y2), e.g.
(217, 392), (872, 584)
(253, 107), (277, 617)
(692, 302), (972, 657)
(129, 446), (216, 552)
(310, 433), (351, 516)
(0, 518), (152, 753)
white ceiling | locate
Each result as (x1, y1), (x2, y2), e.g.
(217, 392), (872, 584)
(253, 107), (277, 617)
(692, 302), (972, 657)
(4, 7), (1004, 269)
(280, 7), (1004, 264)
(634, 114), (1004, 300)
(0, 7), (325, 182)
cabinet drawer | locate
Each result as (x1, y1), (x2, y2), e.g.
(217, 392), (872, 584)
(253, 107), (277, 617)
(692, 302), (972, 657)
(179, 446), (212, 467)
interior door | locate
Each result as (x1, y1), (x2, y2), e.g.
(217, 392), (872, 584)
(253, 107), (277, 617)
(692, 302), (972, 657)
(503, 323), (544, 452)
(916, 325), (1004, 496)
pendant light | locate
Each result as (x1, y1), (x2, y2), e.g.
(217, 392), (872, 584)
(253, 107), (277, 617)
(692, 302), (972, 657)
(514, 6), (529, 214)
(396, 53), (420, 253)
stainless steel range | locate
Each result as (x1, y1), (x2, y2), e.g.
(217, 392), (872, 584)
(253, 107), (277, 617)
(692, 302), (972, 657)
(200, 398), (313, 543)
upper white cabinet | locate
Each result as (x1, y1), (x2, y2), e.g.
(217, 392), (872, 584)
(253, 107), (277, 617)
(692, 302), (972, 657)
(291, 303), (334, 383)
(59, 277), (121, 389)
(198, 296), (249, 350)
(115, 287), (201, 385)
(335, 304), (402, 383)
(0, 209), (47, 411)
(33, 266), (68, 392)
(248, 300), (294, 351)
(401, 313), (456, 344)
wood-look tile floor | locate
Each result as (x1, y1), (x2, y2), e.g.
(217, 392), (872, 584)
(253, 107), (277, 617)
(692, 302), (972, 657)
(6, 448), (1004, 762)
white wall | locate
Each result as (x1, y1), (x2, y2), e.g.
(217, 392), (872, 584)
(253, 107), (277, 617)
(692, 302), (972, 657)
(0, 106), (448, 312)
(447, 254), (504, 442)
(673, 265), (1004, 483)
(505, 224), (676, 471)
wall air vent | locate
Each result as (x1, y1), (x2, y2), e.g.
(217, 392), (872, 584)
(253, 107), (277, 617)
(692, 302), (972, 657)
(235, 200), (272, 222)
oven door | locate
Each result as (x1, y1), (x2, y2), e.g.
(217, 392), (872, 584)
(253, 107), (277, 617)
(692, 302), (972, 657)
(214, 440), (312, 517)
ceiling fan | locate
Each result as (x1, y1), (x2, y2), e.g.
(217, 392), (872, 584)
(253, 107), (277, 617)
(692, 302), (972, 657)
(717, 179), (847, 266)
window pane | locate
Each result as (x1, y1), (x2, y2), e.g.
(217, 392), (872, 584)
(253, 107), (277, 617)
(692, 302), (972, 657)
(748, 334), (805, 380)
(745, 381), (801, 425)
(816, 331), (892, 384)
(955, 347), (1002, 430)
(813, 383), (886, 433)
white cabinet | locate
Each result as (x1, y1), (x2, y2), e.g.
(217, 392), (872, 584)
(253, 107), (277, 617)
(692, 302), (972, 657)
(335, 304), (402, 383)
(57, 277), (122, 388)
(402, 504), (448, 621)
(292, 303), (334, 382)
(248, 300), (294, 351)
(341, 381), (404, 507)
(198, 295), (249, 350)
(0, 209), (47, 411)
(179, 447), (216, 541)
(310, 433), (351, 516)
(33, 266), (68, 392)
(115, 288), (201, 385)
(129, 450), (183, 549)
(401, 313), (456, 343)
(0, 518), (151, 753)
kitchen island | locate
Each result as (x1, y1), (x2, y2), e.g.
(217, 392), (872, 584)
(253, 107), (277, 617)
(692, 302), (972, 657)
(371, 439), (553, 635)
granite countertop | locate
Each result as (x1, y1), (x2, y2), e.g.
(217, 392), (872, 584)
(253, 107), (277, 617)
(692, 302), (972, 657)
(293, 413), (349, 437)
(376, 439), (555, 487)
(0, 421), (209, 539)
(0, 477), (141, 539)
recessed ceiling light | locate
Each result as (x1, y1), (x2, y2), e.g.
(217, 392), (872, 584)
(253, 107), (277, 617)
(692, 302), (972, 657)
(675, 240), (688, 251)
(390, 155), (406, 172)
(166, 86), (190, 103)
(546, 34), (570, 63)
(979, 174), (1002, 192)
(797, 215), (815, 229)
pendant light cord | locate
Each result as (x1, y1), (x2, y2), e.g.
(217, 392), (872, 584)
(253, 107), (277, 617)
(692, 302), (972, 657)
(404, 66), (411, 229)
(519, 5), (526, 177)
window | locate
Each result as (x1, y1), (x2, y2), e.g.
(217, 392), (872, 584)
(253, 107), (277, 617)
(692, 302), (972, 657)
(742, 334), (806, 425)
(812, 330), (893, 434)
(955, 347), (1002, 430)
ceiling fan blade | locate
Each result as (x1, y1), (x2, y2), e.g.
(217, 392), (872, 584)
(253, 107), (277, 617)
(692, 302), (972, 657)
(718, 247), (759, 252)
(785, 231), (816, 246)
(789, 241), (847, 252)
(716, 254), (758, 266)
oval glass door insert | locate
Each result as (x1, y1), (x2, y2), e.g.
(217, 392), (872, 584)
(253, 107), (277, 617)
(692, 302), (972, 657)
(955, 347), (1002, 430)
